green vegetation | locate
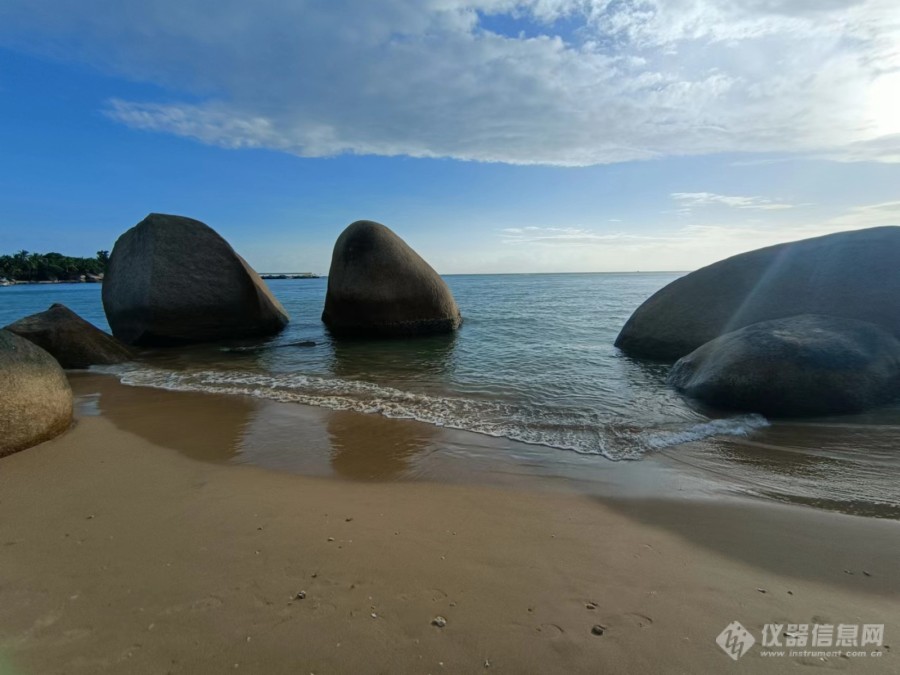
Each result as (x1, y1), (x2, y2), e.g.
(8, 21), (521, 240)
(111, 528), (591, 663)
(0, 250), (109, 282)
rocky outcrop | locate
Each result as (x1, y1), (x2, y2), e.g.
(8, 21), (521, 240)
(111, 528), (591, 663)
(5, 303), (133, 369)
(102, 213), (289, 346)
(322, 220), (462, 337)
(667, 315), (900, 417)
(616, 227), (900, 360)
(0, 330), (73, 457)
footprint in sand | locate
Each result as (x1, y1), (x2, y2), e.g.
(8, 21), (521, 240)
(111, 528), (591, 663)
(597, 612), (654, 631)
(537, 623), (566, 638)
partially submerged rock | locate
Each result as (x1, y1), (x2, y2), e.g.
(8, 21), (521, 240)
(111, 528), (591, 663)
(322, 220), (461, 337)
(102, 213), (289, 346)
(616, 227), (900, 360)
(668, 315), (900, 417)
(222, 340), (316, 354)
(0, 330), (73, 457)
(5, 303), (133, 368)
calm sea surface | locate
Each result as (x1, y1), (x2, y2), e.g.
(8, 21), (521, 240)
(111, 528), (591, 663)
(3, 275), (899, 517)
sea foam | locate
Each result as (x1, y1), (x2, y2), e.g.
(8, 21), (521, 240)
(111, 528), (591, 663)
(94, 364), (768, 460)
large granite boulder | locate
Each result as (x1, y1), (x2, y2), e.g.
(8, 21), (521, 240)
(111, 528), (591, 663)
(322, 220), (462, 337)
(0, 330), (73, 457)
(667, 315), (900, 417)
(102, 213), (289, 345)
(5, 303), (133, 369)
(616, 227), (900, 360)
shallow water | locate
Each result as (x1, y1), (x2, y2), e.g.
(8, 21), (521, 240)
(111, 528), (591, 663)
(3, 275), (899, 517)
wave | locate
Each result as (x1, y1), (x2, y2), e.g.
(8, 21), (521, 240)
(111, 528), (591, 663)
(93, 364), (768, 460)
(644, 415), (770, 450)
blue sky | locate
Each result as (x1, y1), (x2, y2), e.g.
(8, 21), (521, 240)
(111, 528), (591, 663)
(1, 1), (899, 273)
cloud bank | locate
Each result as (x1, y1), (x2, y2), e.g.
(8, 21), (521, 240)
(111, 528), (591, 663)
(1, 0), (898, 165)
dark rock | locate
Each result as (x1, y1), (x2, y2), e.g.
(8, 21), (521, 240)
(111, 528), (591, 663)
(222, 340), (315, 354)
(322, 221), (461, 337)
(262, 340), (315, 350)
(5, 303), (133, 369)
(102, 213), (289, 346)
(0, 330), (73, 457)
(616, 227), (900, 360)
(668, 315), (900, 417)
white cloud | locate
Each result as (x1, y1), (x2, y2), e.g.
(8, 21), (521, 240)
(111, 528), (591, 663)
(1, 0), (899, 165)
(671, 192), (801, 211)
(488, 197), (900, 271)
(500, 225), (675, 245)
(822, 199), (900, 229)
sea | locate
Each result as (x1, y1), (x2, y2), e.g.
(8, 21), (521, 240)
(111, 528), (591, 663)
(3, 274), (899, 518)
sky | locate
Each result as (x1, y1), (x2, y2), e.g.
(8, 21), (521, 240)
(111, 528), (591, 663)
(0, 0), (898, 274)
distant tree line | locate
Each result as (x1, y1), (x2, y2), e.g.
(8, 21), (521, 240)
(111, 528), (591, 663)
(0, 250), (110, 282)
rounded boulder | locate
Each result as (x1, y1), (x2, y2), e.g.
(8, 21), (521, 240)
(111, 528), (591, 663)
(616, 226), (900, 360)
(5, 303), (134, 369)
(0, 330), (73, 457)
(667, 314), (900, 417)
(322, 220), (461, 337)
(102, 213), (290, 346)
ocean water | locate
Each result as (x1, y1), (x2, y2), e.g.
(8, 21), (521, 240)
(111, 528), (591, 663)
(3, 275), (899, 517)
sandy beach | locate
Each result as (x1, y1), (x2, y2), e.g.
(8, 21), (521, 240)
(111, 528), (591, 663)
(0, 375), (897, 674)
(0, 376), (900, 675)
(4, 0), (900, 670)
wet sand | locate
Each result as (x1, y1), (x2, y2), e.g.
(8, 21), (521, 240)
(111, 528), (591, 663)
(0, 376), (898, 674)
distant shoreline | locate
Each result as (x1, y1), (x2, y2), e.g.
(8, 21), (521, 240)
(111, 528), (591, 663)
(1, 276), (324, 287)
(0, 279), (103, 287)
(259, 273), (321, 279)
